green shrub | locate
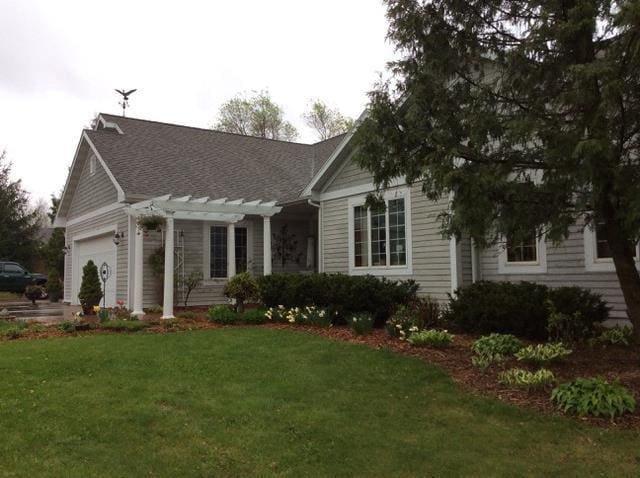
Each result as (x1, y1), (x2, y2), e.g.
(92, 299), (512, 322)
(100, 320), (149, 332)
(2, 325), (25, 339)
(78, 260), (103, 314)
(177, 311), (197, 320)
(207, 305), (238, 324)
(147, 304), (163, 314)
(349, 313), (374, 335)
(515, 343), (572, 364)
(46, 268), (62, 303)
(224, 273), (259, 313)
(551, 378), (636, 418)
(448, 281), (608, 340)
(58, 321), (78, 333)
(598, 326), (633, 346)
(408, 329), (453, 348)
(406, 296), (441, 328)
(472, 333), (522, 357)
(240, 309), (268, 324)
(257, 273), (418, 325)
(386, 304), (424, 340)
(498, 368), (556, 390)
(24, 285), (45, 305)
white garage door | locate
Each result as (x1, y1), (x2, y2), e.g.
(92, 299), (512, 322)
(73, 234), (117, 307)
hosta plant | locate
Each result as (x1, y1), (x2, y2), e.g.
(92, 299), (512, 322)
(471, 353), (506, 369)
(408, 329), (453, 348)
(551, 378), (636, 418)
(598, 326), (633, 346)
(515, 343), (572, 364)
(472, 333), (522, 357)
(498, 368), (556, 390)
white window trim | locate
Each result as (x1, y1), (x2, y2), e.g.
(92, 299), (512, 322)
(498, 235), (547, 274)
(347, 186), (413, 276)
(202, 220), (254, 282)
(583, 226), (640, 272)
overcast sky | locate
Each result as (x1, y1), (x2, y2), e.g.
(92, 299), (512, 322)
(0, 0), (394, 204)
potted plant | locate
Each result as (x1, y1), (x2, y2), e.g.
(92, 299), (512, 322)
(137, 214), (165, 233)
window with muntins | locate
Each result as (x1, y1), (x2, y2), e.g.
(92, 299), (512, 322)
(210, 226), (248, 278)
(352, 197), (407, 268)
(595, 222), (637, 259)
(506, 233), (538, 263)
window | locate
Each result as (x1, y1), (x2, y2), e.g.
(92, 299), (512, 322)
(595, 222), (637, 260)
(89, 154), (96, 175)
(506, 232), (538, 263)
(348, 189), (412, 275)
(3, 264), (24, 274)
(209, 226), (248, 278)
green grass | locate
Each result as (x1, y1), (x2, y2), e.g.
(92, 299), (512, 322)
(0, 329), (638, 477)
(0, 291), (21, 302)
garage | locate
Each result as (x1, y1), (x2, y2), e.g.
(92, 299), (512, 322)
(72, 234), (117, 307)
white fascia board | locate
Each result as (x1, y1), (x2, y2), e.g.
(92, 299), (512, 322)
(82, 131), (126, 202)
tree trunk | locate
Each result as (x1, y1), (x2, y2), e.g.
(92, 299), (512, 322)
(603, 220), (640, 342)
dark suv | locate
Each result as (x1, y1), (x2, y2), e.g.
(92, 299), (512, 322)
(0, 262), (47, 293)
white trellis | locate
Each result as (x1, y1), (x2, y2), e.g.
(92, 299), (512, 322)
(128, 195), (282, 319)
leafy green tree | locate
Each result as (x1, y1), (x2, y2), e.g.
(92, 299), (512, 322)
(354, 1), (640, 339)
(303, 100), (354, 141)
(214, 90), (298, 141)
(0, 150), (39, 269)
(78, 260), (102, 313)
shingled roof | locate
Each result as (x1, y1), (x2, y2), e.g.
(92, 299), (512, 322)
(87, 114), (346, 204)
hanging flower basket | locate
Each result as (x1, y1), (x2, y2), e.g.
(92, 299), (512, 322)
(137, 214), (165, 232)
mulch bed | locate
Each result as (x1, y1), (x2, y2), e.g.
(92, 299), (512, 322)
(2, 312), (639, 429)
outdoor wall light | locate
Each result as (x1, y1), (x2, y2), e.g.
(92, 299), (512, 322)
(63, 244), (71, 254)
(113, 232), (124, 246)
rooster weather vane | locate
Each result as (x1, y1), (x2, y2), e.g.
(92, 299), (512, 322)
(115, 88), (137, 117)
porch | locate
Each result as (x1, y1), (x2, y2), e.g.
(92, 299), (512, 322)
(127, 195), (318, 319)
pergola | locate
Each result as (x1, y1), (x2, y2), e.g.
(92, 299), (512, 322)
(127, 195), (282, 319)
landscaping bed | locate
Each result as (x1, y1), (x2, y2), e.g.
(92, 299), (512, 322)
(2, 309), (638, 429)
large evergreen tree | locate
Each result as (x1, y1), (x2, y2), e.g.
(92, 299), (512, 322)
(0, 150), (39, 268)
(354, 1), (640, 338)
(42, 194), (65, 277)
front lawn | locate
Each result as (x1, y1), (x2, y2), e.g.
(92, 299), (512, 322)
(1, 329), (638, 476)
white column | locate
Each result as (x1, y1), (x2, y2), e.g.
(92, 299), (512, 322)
(227, 222), (236, 278)
(263, 215), (272, 275)
(132, 224), (145, 317)
(162, 215), (175, 319)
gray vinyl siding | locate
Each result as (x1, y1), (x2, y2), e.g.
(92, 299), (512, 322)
(479, 224), (629, 318)
(63, 207), (129, 305)
(67, 152), (119, 219)
(323, 155), (371, 193)
(321, 182), (453, 302)
(459, 235), (473, 287)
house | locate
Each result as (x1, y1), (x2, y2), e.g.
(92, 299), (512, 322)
(55, 113), (634, 322)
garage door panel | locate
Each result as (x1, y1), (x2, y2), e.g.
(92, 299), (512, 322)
(73, 235), (117, 307)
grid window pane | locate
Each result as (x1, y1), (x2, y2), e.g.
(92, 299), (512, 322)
(506, 233), (537, 263)
(353, 206), (369, 267)
(235, 228), (248, 273)
(211, 226), (249, 277)
(370, 208), (386, 266)
(595, 223), (636, 259)
(388, 198), (406, 266)
(210, 226), (227, 278)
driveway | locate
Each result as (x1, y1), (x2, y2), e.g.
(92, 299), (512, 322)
(0, 300), (65, 323)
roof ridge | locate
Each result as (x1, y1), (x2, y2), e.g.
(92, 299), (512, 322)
(312, 133), (348, 146)
(99, 113), (314, 147)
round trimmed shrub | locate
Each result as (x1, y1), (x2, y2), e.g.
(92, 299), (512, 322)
(223, 273), (259, 313)
(78, 260), (103, 314)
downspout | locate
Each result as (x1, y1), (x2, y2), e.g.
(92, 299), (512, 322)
(308, 199), (322, 273)
(470, 238), (479, 283)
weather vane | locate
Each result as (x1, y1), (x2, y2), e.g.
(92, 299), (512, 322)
(115, 88), (137, 117)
